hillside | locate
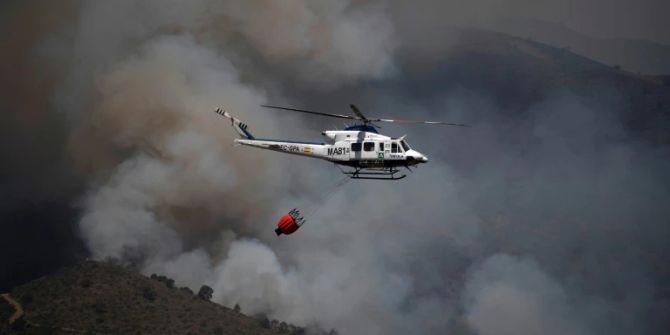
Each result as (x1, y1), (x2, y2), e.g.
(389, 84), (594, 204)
(0, 261), (313, 335)
(494, 17), (670, 75)
(386, 28), (670, 144)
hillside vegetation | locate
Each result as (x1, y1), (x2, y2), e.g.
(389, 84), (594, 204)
(0, 261), (316, 335)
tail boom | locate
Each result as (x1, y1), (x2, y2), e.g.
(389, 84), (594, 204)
(214, 107), (345, 163)
(235, 138), (328, 159)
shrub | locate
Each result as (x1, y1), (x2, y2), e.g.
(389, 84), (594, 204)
(142, 287), (156, 301)
(197, 285), (213, 301)
(151, 274), (176, 288)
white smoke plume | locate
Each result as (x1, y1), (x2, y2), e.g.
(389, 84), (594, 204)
(463, 254), (591, 335)
(66, 1), (412, 333)
(222, 1), (396, 84)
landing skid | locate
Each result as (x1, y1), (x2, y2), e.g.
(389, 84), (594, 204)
(341, 167), (406, 180)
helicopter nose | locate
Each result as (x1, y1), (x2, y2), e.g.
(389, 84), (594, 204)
(411, 153), (428, 163)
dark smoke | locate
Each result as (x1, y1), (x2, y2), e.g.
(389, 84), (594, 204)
(1, 1), (670, 334)
(0, 0), (85, 291)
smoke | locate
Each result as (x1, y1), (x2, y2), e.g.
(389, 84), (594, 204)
(3, 0), (670, 334)
(463, 254), (591, 335)
(0, 0), (86, 291)
(222, 1), (396, 84)
(63, 1), (414, 333)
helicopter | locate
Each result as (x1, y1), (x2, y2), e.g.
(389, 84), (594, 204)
(214, 104), (470, 180)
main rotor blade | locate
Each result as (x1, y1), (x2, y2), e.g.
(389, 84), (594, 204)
(374, 118), (472, 127)
(263, 104), (471, 127)
(262, 105), (359, 120)
(349, 104), (369, 122)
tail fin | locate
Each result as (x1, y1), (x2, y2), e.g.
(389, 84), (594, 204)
(214, 107), (255, 139)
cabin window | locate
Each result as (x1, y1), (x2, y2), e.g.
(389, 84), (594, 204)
(391, 142), (398, 153)
(351, 142), (362, 152)
(363, 142), (375, 151)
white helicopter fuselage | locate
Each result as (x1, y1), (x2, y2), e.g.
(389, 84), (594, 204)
(235, 130), (428, 169)
(215, 107), (435, 179)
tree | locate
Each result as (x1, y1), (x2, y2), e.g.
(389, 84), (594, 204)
(197, 285), (213, 301)
(255, 314), (270, 328)
(233, 303), (241, 313)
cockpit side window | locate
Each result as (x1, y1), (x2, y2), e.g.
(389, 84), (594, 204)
(391, 142), (398, 153)
(401, 140), (410, 152)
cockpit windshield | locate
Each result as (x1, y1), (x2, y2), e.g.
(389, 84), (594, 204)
(400, 140), (411, 151)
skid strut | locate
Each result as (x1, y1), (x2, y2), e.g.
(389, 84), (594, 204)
(343, 167), (406, 180)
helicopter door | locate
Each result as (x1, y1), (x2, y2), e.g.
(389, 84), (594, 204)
(378, 141), (387, 160)
(388, 141), (404, 160)
(350, 142), (362, 161)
